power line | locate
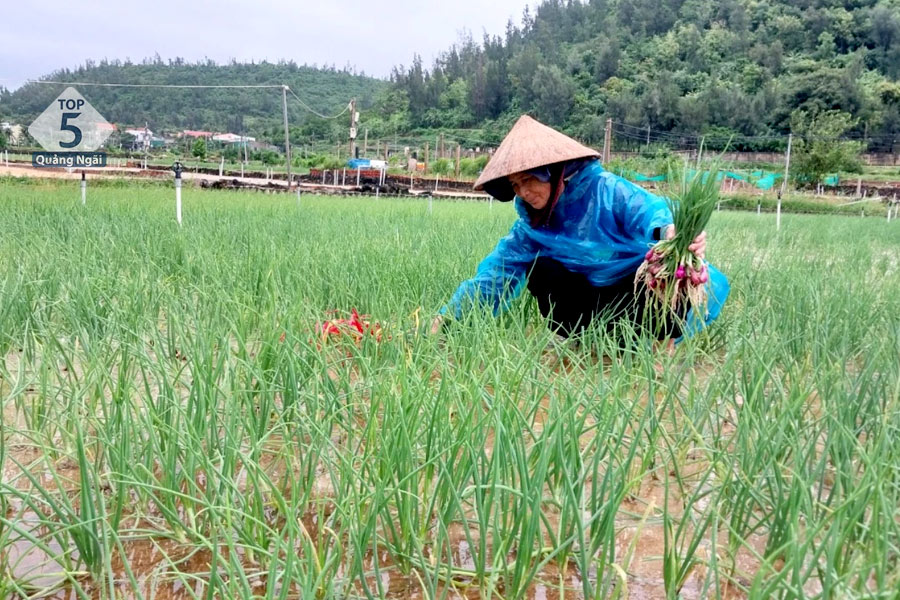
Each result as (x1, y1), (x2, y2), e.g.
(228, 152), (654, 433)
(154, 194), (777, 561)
(286, 87), (350, 120)
(612, 120), (894, 145)
(27, 77), (353, 121)
(27, 80), (284, 89)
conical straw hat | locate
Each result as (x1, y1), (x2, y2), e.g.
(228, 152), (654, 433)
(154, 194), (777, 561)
(474, 115), (600, 200)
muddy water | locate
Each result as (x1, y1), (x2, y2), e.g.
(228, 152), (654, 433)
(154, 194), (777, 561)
(2, 347), (812, 599)
(2, 428), (761, 599)
(2, 474), (743, 600)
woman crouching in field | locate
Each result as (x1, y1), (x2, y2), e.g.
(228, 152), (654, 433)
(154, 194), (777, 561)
(431, 115), (729, 343)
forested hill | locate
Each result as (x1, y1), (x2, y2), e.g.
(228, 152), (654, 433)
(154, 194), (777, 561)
(0, 59), (387, 140)
(376, 0), (900, 152)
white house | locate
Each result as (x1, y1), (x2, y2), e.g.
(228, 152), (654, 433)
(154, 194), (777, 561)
(125, 128), (153, 145)
(212, 133), (255, 145)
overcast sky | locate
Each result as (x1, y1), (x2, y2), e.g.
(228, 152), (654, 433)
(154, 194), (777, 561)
(1, 0), (537, 91)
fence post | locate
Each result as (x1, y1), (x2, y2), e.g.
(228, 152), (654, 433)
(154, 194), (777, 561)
(172, 161), (183, 226)
(80, 171), (86, 206)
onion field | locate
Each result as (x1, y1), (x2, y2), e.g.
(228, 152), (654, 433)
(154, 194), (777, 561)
(1, 180), (899, 599)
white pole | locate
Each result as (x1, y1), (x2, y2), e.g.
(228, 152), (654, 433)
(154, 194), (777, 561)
(410, 172), (413, 190)
(777, 133), (792, 231)
(342, 168), (346, 186)
(434, 175), (439, 192)
(219, 156), (224, 177)
(356, 167), (360, 186)
(175, 171), (183, 226)
(297, 187), (301, 206)
(241, 163), (244, 178)
(80, 171), (86, 206)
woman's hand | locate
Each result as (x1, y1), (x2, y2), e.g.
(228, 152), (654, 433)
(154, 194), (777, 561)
(665, 226), (707, 260)
(430, 315), (444, 335)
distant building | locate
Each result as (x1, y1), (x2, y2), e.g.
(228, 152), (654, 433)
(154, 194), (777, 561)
(123, 127), (155, 151)
(181, 130), (214, 139)
(125, 128), (153, 144)
(212, 133), (255, 145)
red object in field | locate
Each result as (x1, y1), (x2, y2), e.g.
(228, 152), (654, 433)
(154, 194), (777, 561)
(316, 309), (385, 344)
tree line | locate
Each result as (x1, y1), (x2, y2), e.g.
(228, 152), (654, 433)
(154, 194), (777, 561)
(2, 0), (899, 155)
(373, 0), (900, 153)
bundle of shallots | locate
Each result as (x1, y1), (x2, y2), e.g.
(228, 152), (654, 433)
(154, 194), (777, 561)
(634, 163), (720, 318)
(316, 308), (385, 344)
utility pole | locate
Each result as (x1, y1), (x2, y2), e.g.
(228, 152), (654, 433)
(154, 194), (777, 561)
(282, 85), (292, 187)
(777, 133), (792, 231)
(646, 124), (650, 148)
(348, 98), (358, 159)
(240, 119), (249, 164)
(602, 118), (612, 164)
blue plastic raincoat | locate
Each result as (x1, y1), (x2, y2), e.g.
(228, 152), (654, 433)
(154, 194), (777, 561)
(441, 160), (729, 338)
